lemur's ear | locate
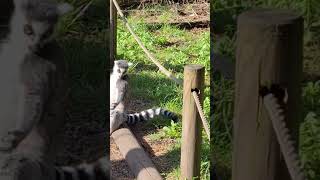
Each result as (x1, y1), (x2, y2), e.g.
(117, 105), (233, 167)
(57, 3), (74, 16)
(128, 62), (133, 67)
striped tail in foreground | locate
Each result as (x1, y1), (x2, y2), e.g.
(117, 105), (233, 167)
(55, 156), (109, 180)
(0, 153), (109, 180)
(126, 108), (178, 125)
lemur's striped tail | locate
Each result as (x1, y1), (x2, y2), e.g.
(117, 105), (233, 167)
(55, 157), (109, 180)
(0, 153), (109, 180)
(126, 108), (178, 125)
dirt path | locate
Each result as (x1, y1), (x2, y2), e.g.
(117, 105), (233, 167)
(129, 3), (209, 25)
(111, 137), (135, 179)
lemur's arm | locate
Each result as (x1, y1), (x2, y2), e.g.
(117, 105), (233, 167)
(110, 80), (128, 110)
(15, 77), (47, 135)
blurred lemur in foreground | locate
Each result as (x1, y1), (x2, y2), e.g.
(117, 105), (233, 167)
(0, 1), (111, 179)
(0, 0), (72, 158)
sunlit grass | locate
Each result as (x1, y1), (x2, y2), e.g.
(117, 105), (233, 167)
(117, 5), (210, 179)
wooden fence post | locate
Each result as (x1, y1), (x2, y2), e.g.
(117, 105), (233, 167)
(181, 64), (205, 180)
(109, 0), (117, 68)
(233, 9), (303, 180)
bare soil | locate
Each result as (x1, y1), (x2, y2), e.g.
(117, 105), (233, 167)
(111, 138), (135, 179)
(129, 3), (209, 28)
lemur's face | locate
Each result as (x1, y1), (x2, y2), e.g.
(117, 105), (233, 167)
(15, 0), (73, 52)
(22, 20), (55, 52)
(113, 60), (129, 78)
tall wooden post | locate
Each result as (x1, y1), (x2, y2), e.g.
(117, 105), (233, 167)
(233, 9), (303, 180)
(181, 65), (205, 179)
(110, 0), (117, 68)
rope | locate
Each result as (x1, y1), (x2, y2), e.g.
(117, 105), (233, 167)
(192, 91), (210, 140)
(262, 92), (306, 180)
(112, 0), (183, 85)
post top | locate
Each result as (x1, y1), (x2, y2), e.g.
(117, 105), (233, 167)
(184, 64), (205, 71)
(238, 9), (303, 25)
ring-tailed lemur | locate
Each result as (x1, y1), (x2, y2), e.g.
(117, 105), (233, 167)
(0, 0), (72, 156)
(109, 60), (178, 133)
(0, 153), (109, 180)
(110, 60), (131, 111)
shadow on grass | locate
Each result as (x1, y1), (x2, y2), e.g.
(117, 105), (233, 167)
(214, 163), (231, 180)
(55, 35), (108, 165)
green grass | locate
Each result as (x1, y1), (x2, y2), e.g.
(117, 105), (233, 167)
(117, 5), (210, 179)
(212, 0), (320, 179)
